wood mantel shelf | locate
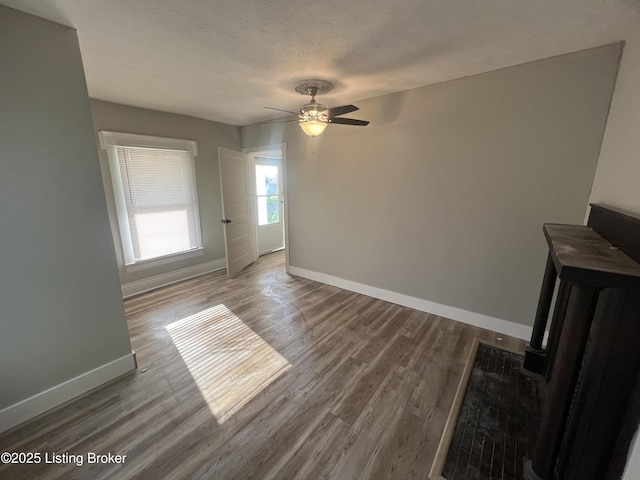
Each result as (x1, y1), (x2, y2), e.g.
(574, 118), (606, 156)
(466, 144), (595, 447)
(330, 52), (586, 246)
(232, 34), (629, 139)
(543, 223), (640, 289)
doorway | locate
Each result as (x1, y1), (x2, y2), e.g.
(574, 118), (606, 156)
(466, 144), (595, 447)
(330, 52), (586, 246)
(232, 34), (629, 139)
(244, 145), (287, 259)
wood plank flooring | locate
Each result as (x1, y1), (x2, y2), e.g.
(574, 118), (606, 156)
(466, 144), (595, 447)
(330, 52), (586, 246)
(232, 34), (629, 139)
(0, 252), (525, 479)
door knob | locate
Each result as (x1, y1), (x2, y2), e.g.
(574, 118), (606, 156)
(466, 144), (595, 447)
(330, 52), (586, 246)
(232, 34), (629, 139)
(221, 219), (232, 224)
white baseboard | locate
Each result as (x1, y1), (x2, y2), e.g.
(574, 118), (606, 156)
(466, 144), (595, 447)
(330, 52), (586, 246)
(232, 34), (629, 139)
(122, 258), (227, 298)
(0, 353), (136, 433)
(288, 266), (533, 341)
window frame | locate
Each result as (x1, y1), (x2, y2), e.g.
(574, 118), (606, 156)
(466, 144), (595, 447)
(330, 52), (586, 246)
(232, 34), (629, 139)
(98, 131), (203, 272)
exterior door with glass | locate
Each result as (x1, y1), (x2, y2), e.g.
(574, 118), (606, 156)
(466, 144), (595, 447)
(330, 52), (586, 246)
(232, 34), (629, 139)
(255, 158), (284, 255)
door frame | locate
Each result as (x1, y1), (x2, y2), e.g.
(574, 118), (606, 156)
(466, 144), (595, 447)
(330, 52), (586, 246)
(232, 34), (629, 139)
(243, 143), (289, 273)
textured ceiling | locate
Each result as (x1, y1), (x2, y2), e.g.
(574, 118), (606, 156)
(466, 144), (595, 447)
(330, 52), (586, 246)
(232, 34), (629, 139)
(2, 0), (640, 126)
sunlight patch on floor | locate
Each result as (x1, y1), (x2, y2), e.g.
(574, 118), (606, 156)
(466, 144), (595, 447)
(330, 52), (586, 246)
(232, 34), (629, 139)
(166, 304), (291, 423)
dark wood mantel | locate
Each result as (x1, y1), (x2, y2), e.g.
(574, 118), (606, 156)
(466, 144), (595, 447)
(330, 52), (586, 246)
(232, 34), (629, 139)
(523, 204), (640, 480)
(543, 223), (640, 288)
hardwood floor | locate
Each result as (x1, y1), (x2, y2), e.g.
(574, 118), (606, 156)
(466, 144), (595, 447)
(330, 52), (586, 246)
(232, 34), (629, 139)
(0, 252), (525, 479)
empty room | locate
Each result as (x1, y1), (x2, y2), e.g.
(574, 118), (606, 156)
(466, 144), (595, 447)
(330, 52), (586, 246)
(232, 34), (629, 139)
(1, 1), (640, 479)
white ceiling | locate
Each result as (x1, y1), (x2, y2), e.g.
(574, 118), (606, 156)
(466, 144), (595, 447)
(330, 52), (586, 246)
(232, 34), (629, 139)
(3, 0), (640, 126)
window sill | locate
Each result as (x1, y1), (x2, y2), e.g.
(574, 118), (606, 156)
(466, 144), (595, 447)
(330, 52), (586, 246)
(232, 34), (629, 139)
(124, 247), (204, 274)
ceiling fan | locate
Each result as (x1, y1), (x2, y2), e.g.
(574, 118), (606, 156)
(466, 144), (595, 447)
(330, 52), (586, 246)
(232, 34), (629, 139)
(264, 80), (369, 136)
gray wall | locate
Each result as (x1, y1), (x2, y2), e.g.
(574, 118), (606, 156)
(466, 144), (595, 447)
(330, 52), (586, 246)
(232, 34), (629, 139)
(0, 6), (132, 407)
(242, 44), (621, 327)
(90, 100), (241, 284)
(590, 33), (640, 215)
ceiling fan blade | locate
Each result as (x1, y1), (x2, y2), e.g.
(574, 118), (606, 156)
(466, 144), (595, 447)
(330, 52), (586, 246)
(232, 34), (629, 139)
(329, 117), (369, 126)
(326, 104), (359, 118)
(259, 119), (298, 126)
(264, 106), (299, 115)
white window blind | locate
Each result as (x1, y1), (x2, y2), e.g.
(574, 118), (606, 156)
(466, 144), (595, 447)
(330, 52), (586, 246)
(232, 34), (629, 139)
(99, 132), (202, 267)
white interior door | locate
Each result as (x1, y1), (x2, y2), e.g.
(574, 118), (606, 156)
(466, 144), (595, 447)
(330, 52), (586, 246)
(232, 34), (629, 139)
(218, 147), (257, 276)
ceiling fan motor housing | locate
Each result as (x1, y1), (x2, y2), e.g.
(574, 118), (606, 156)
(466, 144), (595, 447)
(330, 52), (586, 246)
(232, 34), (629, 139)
(300, 99), (328, 121)
(295, 80), (332, 122)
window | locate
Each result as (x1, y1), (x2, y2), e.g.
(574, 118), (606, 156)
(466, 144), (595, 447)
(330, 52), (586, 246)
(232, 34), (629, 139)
(255, 163), (280, 226)
(99, 131), (202, 268)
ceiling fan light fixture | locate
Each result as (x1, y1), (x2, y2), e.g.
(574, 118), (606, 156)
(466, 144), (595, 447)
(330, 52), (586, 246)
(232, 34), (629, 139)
(299, 120), (328, 137)
(264, 79), (368, 136)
